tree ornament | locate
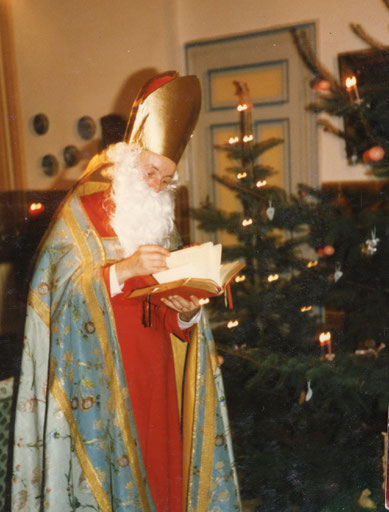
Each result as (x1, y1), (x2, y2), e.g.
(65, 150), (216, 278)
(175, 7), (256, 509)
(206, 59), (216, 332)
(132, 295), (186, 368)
(312, 79), (331, 92)
(365, 227), (380, 255)
(369, 146), (385, 161)
(334, 262), (343, 283)
(350, 153), (358, 165)
(363, 145), (385, 163)
(266, 200), (275, 221)
(305, 380), (313, 402)
(316, 248), (325, 257)
(323, 245), (335, 256)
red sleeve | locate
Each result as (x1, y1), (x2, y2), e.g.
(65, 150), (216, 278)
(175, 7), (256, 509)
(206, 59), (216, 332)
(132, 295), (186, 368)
(157, 305), (193, 343)
(102, 265), (157, 296)
(102, 265), (112, 296)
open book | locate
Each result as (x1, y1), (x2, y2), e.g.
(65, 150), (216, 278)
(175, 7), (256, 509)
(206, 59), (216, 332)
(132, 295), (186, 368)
(126, 242), (245, 305)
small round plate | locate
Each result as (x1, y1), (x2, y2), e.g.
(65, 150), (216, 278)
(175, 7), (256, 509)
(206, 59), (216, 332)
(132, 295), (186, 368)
(77, 115), (96, 140)
(41, 154), (58, 176)
(63, 145), (80, 167)
(33, 113), (49, 135)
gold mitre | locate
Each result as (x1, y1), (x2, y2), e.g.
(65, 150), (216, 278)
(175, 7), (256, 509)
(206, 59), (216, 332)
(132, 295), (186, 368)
(124, 71), (201, 164)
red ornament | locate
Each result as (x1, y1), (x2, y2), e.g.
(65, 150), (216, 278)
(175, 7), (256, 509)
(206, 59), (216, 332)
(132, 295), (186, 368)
(313, 79), (331, 92)
(366, 145), (385, 162)
(363, 146), (385, 163)
(323, 245), (335, 256)
(217, 355), (224, 366)
(316, 248), (325, 257)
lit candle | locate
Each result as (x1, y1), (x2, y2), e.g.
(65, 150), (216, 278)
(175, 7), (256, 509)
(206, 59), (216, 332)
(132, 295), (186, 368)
(227, 320), (239, 329)
(29, 202), (45, 217)
(242, 218), (253, 227)
(199, 298), (210, 305)
(235, 275), (246, 283)
(267, 274), (279, 282)
(345, 75), (361, 104)
(237, 103), (248, 112)
(237, 171), (247, 180)
(319, 331), (332, 355)
(307, 260), (318, 268)
(300, 306), (312, 312)
(228, 136), (239, 145)
(243, 134), (253, 143)
(256, 180), (267, 188)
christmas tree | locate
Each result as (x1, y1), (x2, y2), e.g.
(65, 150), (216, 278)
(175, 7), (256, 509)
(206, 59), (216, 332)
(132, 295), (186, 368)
(192, 14), (389, 508)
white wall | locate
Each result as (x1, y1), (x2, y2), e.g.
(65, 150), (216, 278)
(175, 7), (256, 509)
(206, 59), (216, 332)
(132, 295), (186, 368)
(9, 0), (389, 189)
(176, 0), (389, 182)
(10, 0), (179, 190)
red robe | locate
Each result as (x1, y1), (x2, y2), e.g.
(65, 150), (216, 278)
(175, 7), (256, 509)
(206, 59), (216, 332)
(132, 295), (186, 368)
(81, 191), (191, 512)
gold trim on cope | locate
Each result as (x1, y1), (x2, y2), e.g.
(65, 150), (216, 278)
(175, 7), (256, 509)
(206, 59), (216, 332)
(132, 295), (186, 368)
(170, 333), (188, 420)
(182, 325), (216, 511)
(196, 347), (216, 510)
(62, 201), (151, 511)
(182, 326), (198, 511)
(28, 288), (50, 328)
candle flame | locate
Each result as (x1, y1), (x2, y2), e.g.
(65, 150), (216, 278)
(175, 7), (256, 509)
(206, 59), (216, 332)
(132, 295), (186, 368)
(307, 260), (318, 268)
(319, 331), (331, 344)
(228, 136), (239, 144)
(301, 306), (312, 312)
(267, 274), (279, 282)
(242, 218), (253, 227)
(256, 180), (267, 188)
(345, 76), (357, 89)
(237, 103), (248, 112)
(237, 172), (247, 180)
(29, 202), (45, 216)
(243, 134), (254, 143)
(30, 202), (43, 211)
(227, 320), (239, 329)
(199, 298), (210, 305)
(235, 275), (246, 283)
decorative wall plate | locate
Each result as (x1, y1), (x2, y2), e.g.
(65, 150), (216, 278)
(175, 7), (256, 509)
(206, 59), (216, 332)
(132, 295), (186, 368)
(33, 113), (49, 135)
(77, 115), (96, 140)
(41, 154), (58, 176)
(63, 145), (80, 167)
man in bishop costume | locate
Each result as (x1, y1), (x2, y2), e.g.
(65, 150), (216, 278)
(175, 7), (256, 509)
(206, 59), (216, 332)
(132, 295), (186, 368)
(11, 72), (241, 511)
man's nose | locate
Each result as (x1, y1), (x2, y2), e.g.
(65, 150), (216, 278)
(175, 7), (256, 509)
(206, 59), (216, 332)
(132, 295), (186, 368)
(152, 180), (162, 193)
(151, 179), (165, 193)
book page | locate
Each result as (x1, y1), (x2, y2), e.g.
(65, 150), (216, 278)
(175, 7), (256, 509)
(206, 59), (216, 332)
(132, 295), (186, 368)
(153, 263), (197, 284)
(166, 242), (213, 268)
(153, 242), (222, 284)
(220, 260), (245, 286)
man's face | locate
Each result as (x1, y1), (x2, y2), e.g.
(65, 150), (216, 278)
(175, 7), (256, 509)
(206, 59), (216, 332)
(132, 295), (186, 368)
(138, 150), (177, 193)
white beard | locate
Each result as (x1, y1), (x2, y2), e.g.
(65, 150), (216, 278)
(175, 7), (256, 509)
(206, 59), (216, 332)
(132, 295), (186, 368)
(106, 142), (175, 257)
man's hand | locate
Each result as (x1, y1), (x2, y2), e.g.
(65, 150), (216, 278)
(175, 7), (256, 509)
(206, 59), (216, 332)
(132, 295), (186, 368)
(115, 245), (169, 284)
(161, 295), (201, 323)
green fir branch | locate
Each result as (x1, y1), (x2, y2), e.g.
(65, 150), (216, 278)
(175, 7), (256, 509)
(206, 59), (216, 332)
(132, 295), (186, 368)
(350, 23), (388, 50)
(291, 29), (345, 97)
(213, 174), (266, 199)
(217, 345), (261, 367)
(316, 118), (347, 139)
